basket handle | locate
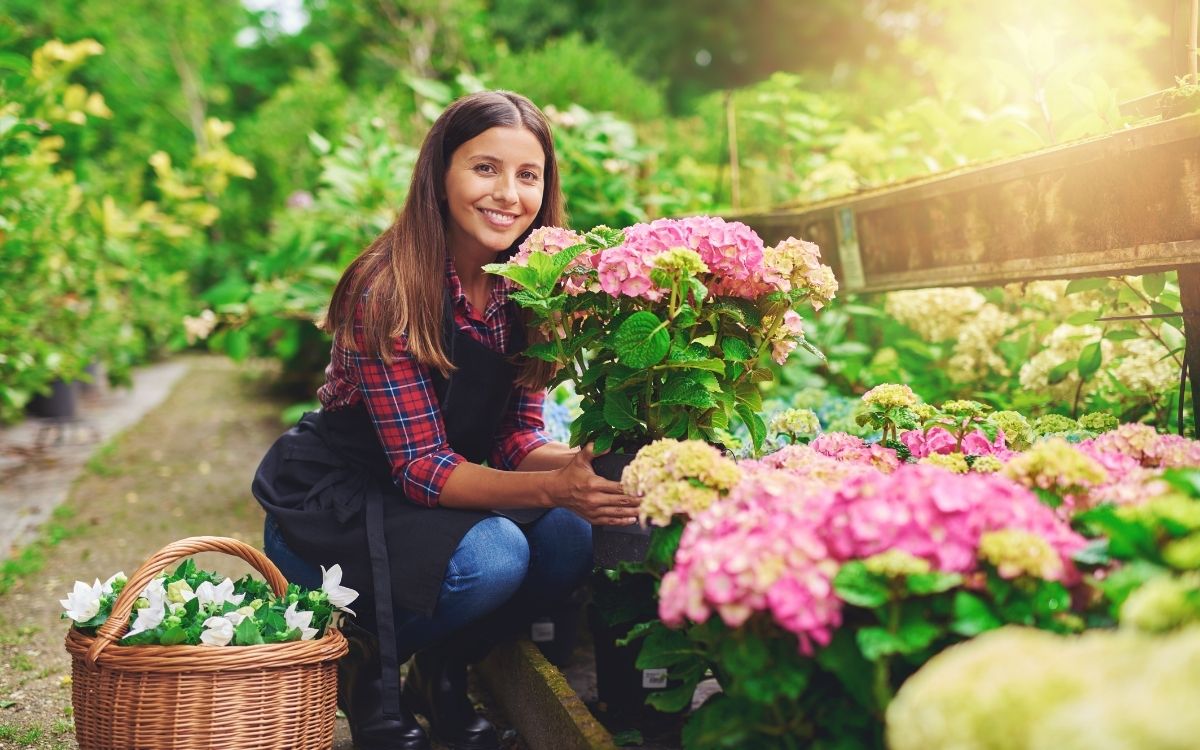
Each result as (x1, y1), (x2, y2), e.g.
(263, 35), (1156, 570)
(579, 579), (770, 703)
(85, 536), (292, 668)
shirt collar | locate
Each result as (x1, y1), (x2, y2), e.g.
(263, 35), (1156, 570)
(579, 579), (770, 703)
(445, 256), (514, 317)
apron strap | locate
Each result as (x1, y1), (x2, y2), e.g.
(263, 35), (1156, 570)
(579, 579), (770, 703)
(366, 491), (403, 718)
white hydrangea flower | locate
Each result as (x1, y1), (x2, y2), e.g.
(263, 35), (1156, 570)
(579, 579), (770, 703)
(320, 564), (358, 615)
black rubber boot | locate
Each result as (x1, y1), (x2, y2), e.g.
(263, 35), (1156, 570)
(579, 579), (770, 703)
(338, 620), (431, 750)
(403, 639), (500, 750)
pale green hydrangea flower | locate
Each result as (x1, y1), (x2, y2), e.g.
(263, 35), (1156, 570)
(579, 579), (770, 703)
(651, 247), (708, 276)
(769, 408), (821, 439)
(920, 453), (970, 474)
(989, 410), (1033, 450)
(979, 530), (1063, 580)
(1120, 573), (1200, 633)
(1077, 412), (1119, 433)
(862, 550), (931, 577)
(862, 383), (918, 410)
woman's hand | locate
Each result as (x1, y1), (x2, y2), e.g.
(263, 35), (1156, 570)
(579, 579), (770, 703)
(550, 443), (640, 526)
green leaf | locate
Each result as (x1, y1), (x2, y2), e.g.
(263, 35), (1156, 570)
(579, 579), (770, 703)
(549, 242), (588, 280)
(522, 341), (559, 362)
(1066, 310), (1098, 326)
(856, 627), (903, 660)
(748, 368), (774, 383)
(635, 625), (696, 669)
(613, 311), (670, 369)
(1077, 341), (1102, 379)
(735, 405), (766, 453)
(895, 611), (941, 653)
(950, 591), (1002, 636)
(1047, 360), (1075, 385)
(234, 616), (265, 646)
(815, 630), (875, 709)
(592, 432), (615, 456)
(646, 679), (700, 713)
(721, 338), (753, 361)
(834, 562), (891, 608)
(1071, 538), (1111, 566)
(481, 262), (540, 291)
(159, 625), (189, 645)
(1142, 272), (1166, 299)
(646, 520), (685, 570)
(601, 389), (639, 430)
(1064, 278), (1110, 295)
(658, 378), (717, 409)
(665, 356), (726, 374)
(1104, 329), (1140, 341)
(906, 571), (963, 595)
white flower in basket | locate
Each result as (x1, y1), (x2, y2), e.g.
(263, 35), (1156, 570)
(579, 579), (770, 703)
(200, 615), (235, 646)
(321, 564), (358, 615)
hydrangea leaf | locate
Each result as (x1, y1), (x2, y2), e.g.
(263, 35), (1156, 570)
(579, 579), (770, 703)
(950, 591), (1002, 636)
(834, 561), (891, 608)
(613, 311), (670, 368)
(601, 388), (639, 430)
(721, 337), (753, 361)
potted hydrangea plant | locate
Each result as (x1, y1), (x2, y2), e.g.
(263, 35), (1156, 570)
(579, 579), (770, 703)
(485, 216), (837, 564)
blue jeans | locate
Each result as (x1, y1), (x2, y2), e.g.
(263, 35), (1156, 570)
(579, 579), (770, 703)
(263, 508), (592, 658)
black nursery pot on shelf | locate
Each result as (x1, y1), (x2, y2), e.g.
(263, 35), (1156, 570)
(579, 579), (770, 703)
(27, 378), (79, 419)
(590, 452), (652, 568)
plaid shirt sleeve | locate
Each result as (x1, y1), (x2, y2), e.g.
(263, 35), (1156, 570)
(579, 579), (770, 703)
(489, 385), (553, 470)
(351, 319), (462, 509)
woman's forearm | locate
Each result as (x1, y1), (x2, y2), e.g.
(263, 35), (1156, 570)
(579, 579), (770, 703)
(515, 441), (578, 472)
(439, 461), (558, 510)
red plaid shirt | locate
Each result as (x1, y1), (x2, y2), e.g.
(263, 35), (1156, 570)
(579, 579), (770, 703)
(317, 260), (551, 507)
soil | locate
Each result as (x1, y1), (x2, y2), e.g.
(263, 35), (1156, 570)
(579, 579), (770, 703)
(0, 356), (523, 750)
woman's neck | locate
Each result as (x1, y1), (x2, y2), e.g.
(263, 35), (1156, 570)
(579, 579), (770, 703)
(449, 248), (493, 312)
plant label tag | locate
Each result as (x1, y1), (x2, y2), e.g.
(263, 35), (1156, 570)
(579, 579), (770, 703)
(530, 620), (555, 642)
(642, 668), (668, 689)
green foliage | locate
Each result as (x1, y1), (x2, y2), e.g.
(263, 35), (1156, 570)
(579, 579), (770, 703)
(788, 272), (1190, 431)
(489, 34), (666, 122)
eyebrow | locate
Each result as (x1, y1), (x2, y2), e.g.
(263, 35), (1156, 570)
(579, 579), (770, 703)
(467, 154), (544, 170)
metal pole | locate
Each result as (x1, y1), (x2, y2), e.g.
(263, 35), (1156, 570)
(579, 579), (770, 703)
(1180, 265), (1200, 437)
(725, 91), (740, 209)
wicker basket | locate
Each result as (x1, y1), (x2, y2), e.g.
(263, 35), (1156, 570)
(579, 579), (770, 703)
(65, 536), (349, 750)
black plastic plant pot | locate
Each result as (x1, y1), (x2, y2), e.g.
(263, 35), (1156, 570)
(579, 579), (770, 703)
(588, 597), (687, 721)
(528, 587), (585, 667)
(590, 452), (652, 568)
(27, 379), (79, 419)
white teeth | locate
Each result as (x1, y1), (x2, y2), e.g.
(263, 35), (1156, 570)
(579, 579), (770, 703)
(480, 209), (516, 226)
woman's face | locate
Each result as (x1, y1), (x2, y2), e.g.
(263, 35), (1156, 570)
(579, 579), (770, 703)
(443, 125), (545, 260)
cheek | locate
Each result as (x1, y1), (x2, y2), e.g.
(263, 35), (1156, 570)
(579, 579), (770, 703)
(521, 184), (545, 213)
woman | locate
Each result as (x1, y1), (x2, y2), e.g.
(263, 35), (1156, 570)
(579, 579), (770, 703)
(253, 91), (639, 750)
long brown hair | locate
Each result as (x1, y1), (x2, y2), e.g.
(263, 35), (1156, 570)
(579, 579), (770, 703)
(322, 91), (565, 387)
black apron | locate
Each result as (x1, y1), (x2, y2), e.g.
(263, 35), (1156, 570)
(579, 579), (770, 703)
(252, 291), (545, 716)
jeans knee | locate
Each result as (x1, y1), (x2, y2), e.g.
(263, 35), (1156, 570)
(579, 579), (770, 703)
(446, 517), (530, 603)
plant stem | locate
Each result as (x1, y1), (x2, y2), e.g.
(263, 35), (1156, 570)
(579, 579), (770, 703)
(1118, 278), (1184, 367)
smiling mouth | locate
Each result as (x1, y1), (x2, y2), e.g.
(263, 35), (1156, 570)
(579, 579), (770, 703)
(478, 208), (518, 228)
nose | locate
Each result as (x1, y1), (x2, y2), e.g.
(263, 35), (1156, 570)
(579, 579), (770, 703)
(492, 172), (518, 204)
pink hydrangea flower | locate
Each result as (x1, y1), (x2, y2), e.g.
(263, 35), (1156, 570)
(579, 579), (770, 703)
(900, 427), (957, 459)
(659, 461), (1087, 655)
(595, 243), (665, 301)
(961, 429), (1008, 457)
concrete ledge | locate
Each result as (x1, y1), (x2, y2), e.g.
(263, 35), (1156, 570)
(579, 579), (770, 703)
(479, 639), (618, 750)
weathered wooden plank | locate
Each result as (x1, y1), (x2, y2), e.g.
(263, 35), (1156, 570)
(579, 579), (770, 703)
(734, 112), (1200, 294)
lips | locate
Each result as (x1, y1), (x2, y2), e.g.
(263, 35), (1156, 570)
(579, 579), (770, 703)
(478, 207), (518, 228)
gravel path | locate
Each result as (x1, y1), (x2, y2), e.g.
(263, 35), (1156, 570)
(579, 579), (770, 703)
(0, 356), (522, 750)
